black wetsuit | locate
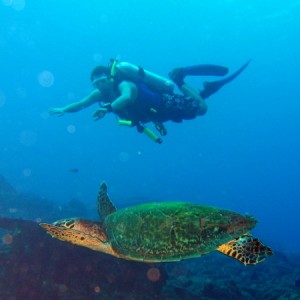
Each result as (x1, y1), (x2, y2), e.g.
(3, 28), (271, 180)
(155, 94), (201, 123)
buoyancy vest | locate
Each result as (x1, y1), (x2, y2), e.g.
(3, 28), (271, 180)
(104, 60), (165, 123)
(113, 82), (162, 124)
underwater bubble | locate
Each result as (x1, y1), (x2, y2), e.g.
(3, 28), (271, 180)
(146, 267), (161, 282)
(119, 152), (130, 162)
(2, 234), (13, 245)
(23, 168), (32, 177)
(19, 130), (37, 146)
(0, 90), (6, 107)
(12, 0), (25, 11)
(67, 124), (76, 134)
(38, 70), (55, 88)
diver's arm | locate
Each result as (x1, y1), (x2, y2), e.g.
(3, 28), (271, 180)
(49, 90), (101, 116)
(93, 81), (137, 121)
(111, 81), (137, 111)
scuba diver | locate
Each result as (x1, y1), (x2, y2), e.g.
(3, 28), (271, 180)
(49, 59), (250, 143)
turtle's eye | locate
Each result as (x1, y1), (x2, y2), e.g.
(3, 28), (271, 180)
(65, 220), (75, 228)
(53, 218), (75, 229)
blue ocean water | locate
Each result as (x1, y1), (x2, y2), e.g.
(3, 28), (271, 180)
(0, 0), (299, 260)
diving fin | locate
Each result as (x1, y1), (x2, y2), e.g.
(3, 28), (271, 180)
(200, 60), (251, 99)
(181, 64), (229, 76)
(169, 64), (229, 87)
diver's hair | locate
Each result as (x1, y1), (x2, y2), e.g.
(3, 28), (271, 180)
(90, 66), (110, 81)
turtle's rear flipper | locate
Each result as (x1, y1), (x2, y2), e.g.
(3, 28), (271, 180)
(217, 233), (273, 265)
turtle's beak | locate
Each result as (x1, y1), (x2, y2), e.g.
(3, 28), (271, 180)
(40, 223), (66, 240)
(40, 222), (97, 248)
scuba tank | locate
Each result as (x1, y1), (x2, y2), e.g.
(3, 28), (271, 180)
(109, 59), (175, 94)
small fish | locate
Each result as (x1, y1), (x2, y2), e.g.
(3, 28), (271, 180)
(69, 168), (79, 173)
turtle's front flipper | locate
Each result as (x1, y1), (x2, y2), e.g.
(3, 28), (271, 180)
(217, 233), (273, 265)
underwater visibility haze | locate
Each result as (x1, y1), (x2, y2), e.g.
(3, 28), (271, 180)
(0, 0), (300, 299)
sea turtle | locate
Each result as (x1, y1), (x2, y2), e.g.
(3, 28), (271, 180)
(40, 182), (273, 265)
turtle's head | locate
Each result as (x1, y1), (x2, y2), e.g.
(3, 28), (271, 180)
(40, 218), (114, 255)
(52, 218), (106, 238)
(225, 213), (257, 236)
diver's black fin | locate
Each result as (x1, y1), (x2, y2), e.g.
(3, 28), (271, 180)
(97, 181), (117, 221)
(169, 64), (229, 87)
(200, 60), (251, 99)
(182, 64), (229, 76)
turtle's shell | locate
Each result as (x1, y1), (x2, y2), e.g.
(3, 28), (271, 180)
(104, 202), (256, 262)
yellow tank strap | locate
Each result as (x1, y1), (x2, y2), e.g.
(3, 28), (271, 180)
(109, 59), (118, 78)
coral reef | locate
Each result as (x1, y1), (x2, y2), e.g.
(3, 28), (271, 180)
(0, 217), (166, 299)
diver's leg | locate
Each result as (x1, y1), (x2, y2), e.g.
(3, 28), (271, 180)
(180, 84), (201, 100)
(200, 60), (251, 99)
(180, 84), (207, 116)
